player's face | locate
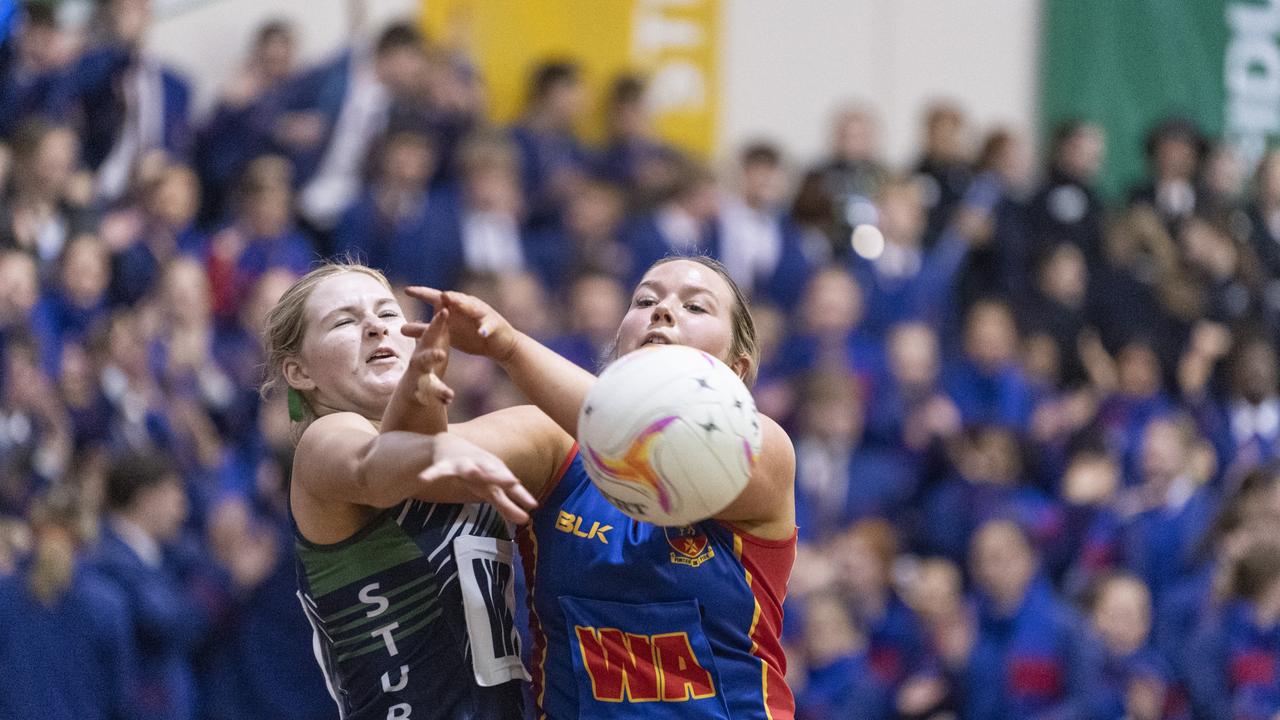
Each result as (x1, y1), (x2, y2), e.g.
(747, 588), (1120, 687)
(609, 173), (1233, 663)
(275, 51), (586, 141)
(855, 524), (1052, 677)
(617, 260), (736, 366)
(292, 272), (414, 420)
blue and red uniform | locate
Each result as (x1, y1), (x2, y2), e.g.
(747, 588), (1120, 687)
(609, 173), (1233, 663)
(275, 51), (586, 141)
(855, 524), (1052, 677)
(517, 446), (796, 719)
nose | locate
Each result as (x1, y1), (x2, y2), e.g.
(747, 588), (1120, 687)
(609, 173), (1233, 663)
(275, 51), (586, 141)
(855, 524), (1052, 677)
(649, 298), (675, 326)
(365, 315), (389, 338)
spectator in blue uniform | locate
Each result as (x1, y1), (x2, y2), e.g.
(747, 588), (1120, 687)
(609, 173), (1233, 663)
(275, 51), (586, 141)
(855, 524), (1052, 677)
(30, 233), (111, 377)
(0, 120), (94, 276)
(621, 158), (720, 283)
(0, 486), (139, 720)
(943, 298), (1036, 429)
(911, 102), (972, 247)
(195, 19), (298, 222)
(1087, 573), (1178, 720)
(718, 141), (813, 307)
(963, 519), (1103, 720)
(510, 60), (592, 230)
(93, 452), (221, 720)
(1186, 534), (1280, 720)
(49, 0), (191, 203)
(1028, 120), (1106, 268)
(524, 175), (629, 286)
(597, 74), (678, 200)
(0, 3), (72, 137)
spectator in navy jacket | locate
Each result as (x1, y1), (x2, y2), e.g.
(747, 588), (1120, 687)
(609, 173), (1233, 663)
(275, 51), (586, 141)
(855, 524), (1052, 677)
(0, 120), (94, 276)
(206, 156), (313, 321)
(510, 59), (591, 230)
(524, 175), (629, 286)
(912, 102), (972, 247)
(718, 141), (813, 306)
(597, 73), (677, 201)
(852, 175), (973, 334)
(0, 486), (140, 720)
(195, 19), (298, 222)
(963, 519), (1102, 720)
(49, 0), (191, 203)
(1028, 120), (1106, 268)
(0, 3), (74, 137)
(621, 159), (719, 284)
(94, 452), (219, 720)
(1186, 534), (1280, 720)
(1245, 150), (1280, 281)
(1129, 118), (1207, 229)
(1087, 573), (1176, 720)
(772, 266), (878, 382)
(30, 233), (111, 377)
(943, 298), (1036, 429)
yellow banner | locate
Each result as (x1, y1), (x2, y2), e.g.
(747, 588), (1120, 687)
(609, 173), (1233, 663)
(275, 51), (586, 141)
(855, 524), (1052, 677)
(421, 0), (719, 156)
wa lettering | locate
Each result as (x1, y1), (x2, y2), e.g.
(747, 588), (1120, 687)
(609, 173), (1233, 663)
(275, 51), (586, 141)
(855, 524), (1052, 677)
(574, 626), (717, 703)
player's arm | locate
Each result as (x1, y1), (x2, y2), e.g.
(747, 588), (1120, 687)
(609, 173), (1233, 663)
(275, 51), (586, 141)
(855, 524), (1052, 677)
(712, 416), (796, 540)
(405, 287), (595, 438)
(292, 412), (536, 534)
(448, 405), (577, 500)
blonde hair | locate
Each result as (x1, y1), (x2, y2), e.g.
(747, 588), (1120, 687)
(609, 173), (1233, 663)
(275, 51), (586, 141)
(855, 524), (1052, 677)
(261, 262), (392, 426)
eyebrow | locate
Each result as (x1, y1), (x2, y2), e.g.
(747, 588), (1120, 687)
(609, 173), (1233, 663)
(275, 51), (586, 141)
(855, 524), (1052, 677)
(320, 297), (396, 323)
(636, 280), (716, 297)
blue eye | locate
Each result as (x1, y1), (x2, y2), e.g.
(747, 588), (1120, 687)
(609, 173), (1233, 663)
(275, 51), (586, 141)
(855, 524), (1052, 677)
(686, 303), (706, 314)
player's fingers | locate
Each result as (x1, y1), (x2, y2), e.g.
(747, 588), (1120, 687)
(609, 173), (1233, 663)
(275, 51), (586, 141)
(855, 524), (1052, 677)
(404, 286), (444, 307)
(420, 461), (458, 484)
(400, 322), (428, 338)
(486, 486), (530, 525)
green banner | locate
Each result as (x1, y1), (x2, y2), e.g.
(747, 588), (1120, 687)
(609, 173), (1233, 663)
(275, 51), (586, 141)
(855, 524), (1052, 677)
(1041, 0), (1254, 202)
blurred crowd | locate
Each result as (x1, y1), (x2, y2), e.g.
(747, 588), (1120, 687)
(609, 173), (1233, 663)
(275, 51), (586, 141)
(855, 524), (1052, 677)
(4, 1), (1280, 719)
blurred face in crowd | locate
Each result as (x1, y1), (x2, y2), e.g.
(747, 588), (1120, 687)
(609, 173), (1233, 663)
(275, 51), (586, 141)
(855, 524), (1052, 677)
(376, 45), (427, 96)
(465, 164), (522, 216)
(1232, 339), (1279, 405)
(566, 181), (624, 240)
(109, 0), (151, 45)
(162, 258), (212, 326)
(1062, 453), (1120, 506)
(1091, 576), (1152, 657)
(957, 428), (1022, 487)
(1022, 334), (1060, 388)
(148, 165), (201, 229)
(25, 126), (77, 198)
(908, 558), (965, 625)
(986, 131), (1033, 190)
(0, 252), (39, 325)
(1153, 135), (1199, 182)
(1180, 217), (1238, 281)
(609, 97), (649, 140)
(60, 235), (109, 309)
(1118, 341), (1162, 398)
(1058, 124), (1105, 181)
(284, 271), (414, 420)
(243, 269), (297, 339)
(380, 134), (436, 189)
(924, 107), (967, 162)
(495, 272), (552, 340)
(255, 26), (296, 83)
(800, 268), (863, 337)
(1141, 419), (1189, 488)
(888, 322), (940, 389)
(135, 475), (188, 542)
(878, 180), (926, 246)
(1204, 145), (1244, 200)
(972, 520), (1037, 611)
(964, 300), (1018, 370)
(741, 159), (786, 210)
(244, 182), (292, 237)
(832, 108), (877, 163)
(542, 78), (586, 128)
(800, 373), (862, 445)
(1258, 151), (1280, 207)
(802, 593), (862, 665)
(1039, 243), (1087, 309)
(19, 15), (68, 71)
(616, 259), (747, 378)
(678, 177), (721, 223)
(570, 274), (626, 344)
(832, 527), (891, 601)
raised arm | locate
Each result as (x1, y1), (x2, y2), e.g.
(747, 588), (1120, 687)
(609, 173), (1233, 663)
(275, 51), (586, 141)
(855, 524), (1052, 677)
(405, 287), (596, 438)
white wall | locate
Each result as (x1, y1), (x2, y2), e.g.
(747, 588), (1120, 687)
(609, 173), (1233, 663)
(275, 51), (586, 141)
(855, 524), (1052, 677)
(720, 0), (1041, 168)
(139, 0), (1040, 165)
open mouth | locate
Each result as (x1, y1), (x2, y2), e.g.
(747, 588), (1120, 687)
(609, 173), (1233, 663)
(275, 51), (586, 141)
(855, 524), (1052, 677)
(367, 347), (398, 363)
(642, 333), (673, 346)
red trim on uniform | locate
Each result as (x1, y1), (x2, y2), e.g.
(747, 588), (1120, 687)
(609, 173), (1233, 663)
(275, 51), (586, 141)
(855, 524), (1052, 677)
(537, 442), (579, 503)
(516, 523), (549, 720)
(716, 521), (799, 549)
(733, 527), (797, 719)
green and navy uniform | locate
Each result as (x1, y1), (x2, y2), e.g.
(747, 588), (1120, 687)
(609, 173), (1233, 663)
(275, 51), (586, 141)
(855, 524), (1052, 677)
(295, 500), (527, 720)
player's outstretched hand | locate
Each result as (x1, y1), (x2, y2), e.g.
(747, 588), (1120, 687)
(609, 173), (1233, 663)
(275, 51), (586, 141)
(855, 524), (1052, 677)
(404, 286), (518, 362)
(400, 307), (454, 406)
(421, 433), (538, 524)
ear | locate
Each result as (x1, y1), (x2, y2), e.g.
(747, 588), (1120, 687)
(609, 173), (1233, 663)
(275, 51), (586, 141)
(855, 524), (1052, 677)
(730, 353), (752, 384)
(282, 357), (316, 392)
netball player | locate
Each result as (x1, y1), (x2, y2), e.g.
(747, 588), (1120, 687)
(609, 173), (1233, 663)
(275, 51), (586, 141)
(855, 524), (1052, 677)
(412, 256), (797, 719)
(263, 262), (536, 719)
